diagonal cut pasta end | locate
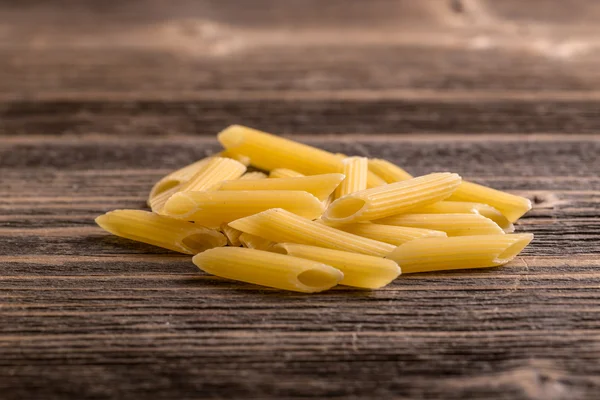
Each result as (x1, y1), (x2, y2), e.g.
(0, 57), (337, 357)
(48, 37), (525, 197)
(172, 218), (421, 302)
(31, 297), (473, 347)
(324, 197), (367, 222)
(294, 266), (344, 293)
(180, 230), (228, 254)
(492, 233), (534, 265)
(148, 179), (181, 204)
(162, 192), (198, 219)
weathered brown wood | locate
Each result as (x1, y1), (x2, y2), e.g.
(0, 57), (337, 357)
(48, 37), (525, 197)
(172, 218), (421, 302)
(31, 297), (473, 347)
(1, 134), (599, 399)
(3, 95), (600, 135)
(1, 0), (600, 398)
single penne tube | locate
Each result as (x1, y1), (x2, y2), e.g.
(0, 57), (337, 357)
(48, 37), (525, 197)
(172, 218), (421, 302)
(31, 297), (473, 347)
(448, 181), (532, 223)
(95, 210), (227, 254)
(239, 171), (268, 180)
(374, 213), (504, 236)
(217, 125), (383, 188)
(192, 247), (343, 293)
(229, 208), (396, 256)
(220, 223), (243, 247)
(410, 201), (514, 232)
(323, 172), (462, 224)
(335, 157), (368, 199)
(329, 222), (447, 246)
(161, 191), (324, 228)
(217, 173), (345, 201)
(218, 125), (342, 175)
(272, 243), (400, 289)
(148, 157), (212, 204)
(269, 168), (305, 178)
(150, 157), (247, 213)
(368, 159), (413, 183)
(239, 232), (276, 251)
(386, 234), (534, 273)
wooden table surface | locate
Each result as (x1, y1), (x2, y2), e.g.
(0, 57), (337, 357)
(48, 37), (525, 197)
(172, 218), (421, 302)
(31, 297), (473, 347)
(1, 1), (599, 399)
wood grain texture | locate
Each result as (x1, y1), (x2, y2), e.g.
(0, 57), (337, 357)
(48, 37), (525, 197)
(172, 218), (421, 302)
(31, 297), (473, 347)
(2, 0), (600, 398)
(1, 0), (600, 136)
(1, 134), (599, 400)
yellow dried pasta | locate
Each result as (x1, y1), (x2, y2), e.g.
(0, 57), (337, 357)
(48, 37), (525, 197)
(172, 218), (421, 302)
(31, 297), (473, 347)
(374, 213), (505, 236)
(217, 173), (345, 201)
(368, 159), (413, 183)
(449, 181), (532, 223)
(272, 243), (400, 289)
(193, 247), (343, 293)
(386, 234), (534, 273)
(95, 210), (226, 254)
(150, 157), (246, 212)
(410, 201), (514, 232)
(161, 191), (324, 228)
(229, 208), (396, 257)
(269, 168), (305, 178)
(329, 222), (447, 246)
(323, 172), (462, 224)
(335, 157), (368, 199)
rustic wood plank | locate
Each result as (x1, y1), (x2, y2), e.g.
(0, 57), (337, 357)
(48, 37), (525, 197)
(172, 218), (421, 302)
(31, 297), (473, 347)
(1, 134), (599, 399)
(1, 2), (599, 398)
(2, 95), (600, 135)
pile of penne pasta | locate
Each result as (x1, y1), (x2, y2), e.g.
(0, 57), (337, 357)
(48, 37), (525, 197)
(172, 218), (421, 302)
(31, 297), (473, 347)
(96, 125), (533, 293)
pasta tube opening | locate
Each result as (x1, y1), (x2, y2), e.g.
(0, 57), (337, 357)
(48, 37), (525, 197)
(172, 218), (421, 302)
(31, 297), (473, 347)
(323, 173), (462, 224)
(95, 210), (226, 255)
(180, 232), (226, 254)
(326, 198), (367, 220)
(151, 180), (180, 199)
(192, 247), (343, 293)
(296, 268), (341, 289)
(272, 243), (401, 289)
(494, 233), (534, 264)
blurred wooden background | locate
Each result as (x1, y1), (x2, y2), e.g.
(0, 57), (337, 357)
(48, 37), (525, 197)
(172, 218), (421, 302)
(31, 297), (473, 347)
(1, 0), (600, 135)
(1, 1), (599, 400)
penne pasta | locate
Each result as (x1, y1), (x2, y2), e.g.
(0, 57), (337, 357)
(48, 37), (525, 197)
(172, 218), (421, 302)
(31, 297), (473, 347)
(272, 243), (400, 289)
(269, 168), (305, 178)
(162, 191), (324, 228)
(239, 171), (268, 180)
(229, 208), (396, 256)
(335, 157), (368, 199)
(95, 210), (226, 254)
(150, 157), (246, 213)
(323, 172), (462, 224)
(221, 223), (243, 247)
(366, 170), (388, 188)
(218, 125), (384, 188)
(148, 157), (212, 204)
(218, 125), (341, 175)
(355, 158), (531, 223)
(448, 181), (532, 223)
(368, 159), (413, 183)
(386, 234), (534, 273)
(330, 222), (447, 246)
(410, 201), (514, 232)
(374, 213), (505, 236)
(214, 150), (251, 166)
(336, 153), (386, 189)
(192, 247), (343, 293)
(217, 173), (345, 202)
(239, 232), (276, 250)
